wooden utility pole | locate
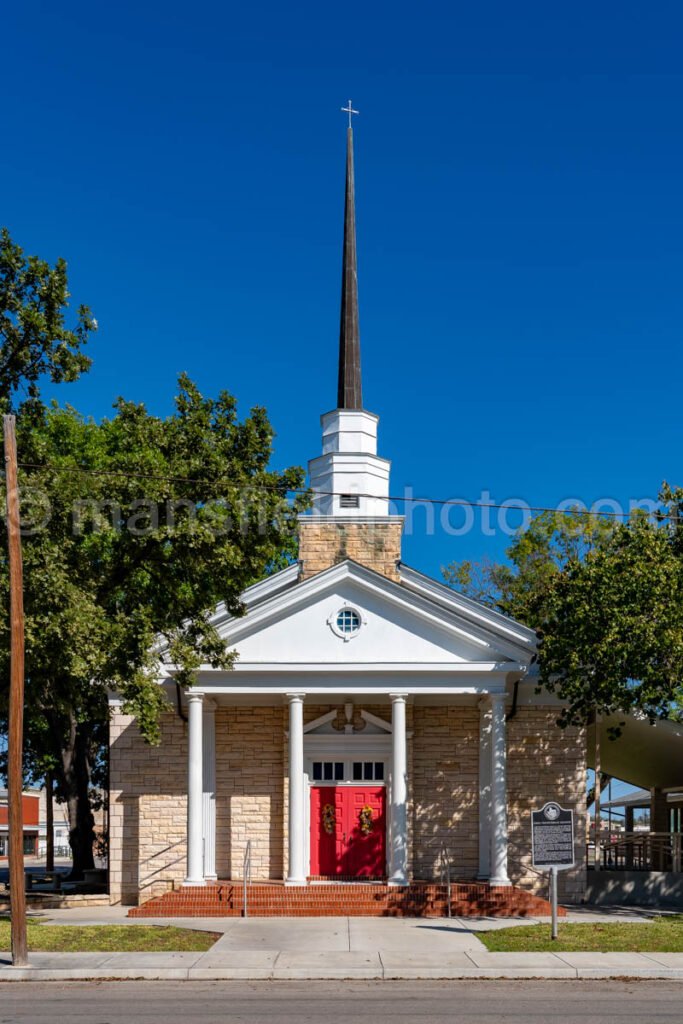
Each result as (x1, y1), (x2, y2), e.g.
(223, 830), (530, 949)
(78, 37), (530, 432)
(4, 414), (28, 966)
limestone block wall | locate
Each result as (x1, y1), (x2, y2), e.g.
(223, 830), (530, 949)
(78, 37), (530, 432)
(109, 707), (188, 906)
(507, 707), (587, 903)
(215, 706), (285, 880)
(298, 520), (402, 580)
(412, 706), (480, 880)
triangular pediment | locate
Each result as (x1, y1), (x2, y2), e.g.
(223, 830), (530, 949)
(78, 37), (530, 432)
(207, 560), (535, 670)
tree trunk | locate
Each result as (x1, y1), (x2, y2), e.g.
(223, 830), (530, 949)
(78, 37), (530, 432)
(45, 769), (54, 874)
(53, 712), (96, 880)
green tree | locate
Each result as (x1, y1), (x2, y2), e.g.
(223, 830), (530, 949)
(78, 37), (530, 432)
(443, 500), (683, 726)
(0, 380), (307, 876)
(0, 228), (95, 410)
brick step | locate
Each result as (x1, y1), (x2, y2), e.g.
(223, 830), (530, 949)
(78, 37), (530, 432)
(128, 881), (564, 919)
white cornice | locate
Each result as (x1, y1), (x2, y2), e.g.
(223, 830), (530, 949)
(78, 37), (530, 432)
(298, 514), (405, 524)
(161, 680), (509, 696)
(161, 661), (525, 675)
(399, 563), (537, 652)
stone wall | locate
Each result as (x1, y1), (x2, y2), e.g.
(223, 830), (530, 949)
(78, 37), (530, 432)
(215, 706), (285, 880)
(298, 520), (402, 580)
(412, 705), (480, 881)
(109, 704), (287, 903)
(109, 706), (188, 905)
(507, 707), (587, 903)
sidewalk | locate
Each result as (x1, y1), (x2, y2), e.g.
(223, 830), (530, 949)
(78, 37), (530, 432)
(2, 911), (683, 980)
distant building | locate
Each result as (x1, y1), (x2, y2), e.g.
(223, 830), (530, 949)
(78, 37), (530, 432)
(0, 789), (40, 858)
(37, 789), (71, 858)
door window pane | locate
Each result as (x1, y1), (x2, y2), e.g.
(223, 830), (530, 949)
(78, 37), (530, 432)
(324, 762), (334, 780)
(312, 762), (322, 781)
(352, 761), (385, 781)
(334, 762), (344, 781)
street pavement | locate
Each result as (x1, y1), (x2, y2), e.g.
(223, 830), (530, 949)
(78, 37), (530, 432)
(0, 980), (681, 1023)
(2, 911), (683, 980)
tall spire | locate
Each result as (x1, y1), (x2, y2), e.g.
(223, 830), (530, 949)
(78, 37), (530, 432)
(337, 120), (363, 410)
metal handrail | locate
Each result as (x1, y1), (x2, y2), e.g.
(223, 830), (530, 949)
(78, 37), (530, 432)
(440, 846), (452, 918)
(595, 831), (682, 872)
(242, 840), (252, 918)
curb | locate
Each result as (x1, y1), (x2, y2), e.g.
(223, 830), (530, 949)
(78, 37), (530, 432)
(2, 966), (683, 981)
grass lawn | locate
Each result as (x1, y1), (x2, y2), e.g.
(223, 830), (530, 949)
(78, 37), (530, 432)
(480, 916), (683, 953)
(0, 917), (219, 953)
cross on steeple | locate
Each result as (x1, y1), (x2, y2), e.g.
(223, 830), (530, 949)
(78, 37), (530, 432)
(341, 100), (359, 128)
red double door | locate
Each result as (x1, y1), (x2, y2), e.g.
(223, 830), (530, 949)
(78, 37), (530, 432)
(310, 786), (386, 878)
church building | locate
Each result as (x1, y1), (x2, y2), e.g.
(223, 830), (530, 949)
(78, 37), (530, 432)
(109, 122), (587, 916)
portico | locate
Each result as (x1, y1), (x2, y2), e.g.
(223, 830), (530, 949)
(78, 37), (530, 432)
(178, 639), (518, 891)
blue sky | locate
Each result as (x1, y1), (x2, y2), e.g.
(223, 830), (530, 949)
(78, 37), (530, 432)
(4, 2), (683, 581)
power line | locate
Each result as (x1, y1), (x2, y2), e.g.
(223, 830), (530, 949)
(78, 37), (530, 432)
(14, 461), (682, 523)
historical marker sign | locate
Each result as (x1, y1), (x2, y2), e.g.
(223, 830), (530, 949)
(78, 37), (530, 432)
(531, 802), (575, 869)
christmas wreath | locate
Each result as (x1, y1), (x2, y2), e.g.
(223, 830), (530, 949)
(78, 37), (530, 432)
(359, 805), (374, 835)
(322, 803), (336, 835)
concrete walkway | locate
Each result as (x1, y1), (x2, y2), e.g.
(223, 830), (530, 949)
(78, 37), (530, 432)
(2, 910), (683, 980)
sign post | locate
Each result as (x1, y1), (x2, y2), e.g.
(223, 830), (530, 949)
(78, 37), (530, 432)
(531, 802), (575, 942)
(549, 866), (558, 940)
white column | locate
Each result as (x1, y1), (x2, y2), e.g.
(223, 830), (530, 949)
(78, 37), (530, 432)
(286, 693), (306, 884)
(478, 697), (492, 880)
(202, 700), (217, 881)
(184, 692), (205, 886)
(389, 693), (408, 885)
(489, 692), (510, 886)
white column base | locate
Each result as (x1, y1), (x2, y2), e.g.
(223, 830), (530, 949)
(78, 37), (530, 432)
(182, 878), (207, 887)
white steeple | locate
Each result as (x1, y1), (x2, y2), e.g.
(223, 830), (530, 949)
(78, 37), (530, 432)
(308, 119), (392, 518)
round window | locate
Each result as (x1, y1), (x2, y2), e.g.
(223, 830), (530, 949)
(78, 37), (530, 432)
(328, 606), (364, 641)
(336, 608), (361, 635)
